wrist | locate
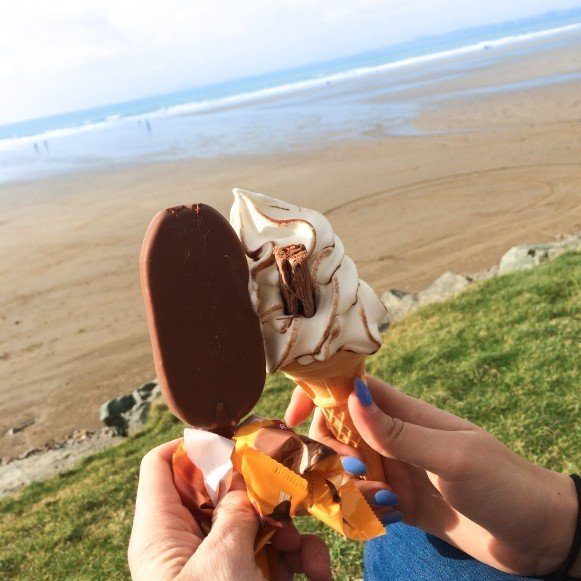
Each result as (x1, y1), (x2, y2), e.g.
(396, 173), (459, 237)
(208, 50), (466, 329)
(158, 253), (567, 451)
(556, 474), (581, 579)
(535, 470), (579, 576)
(569, 550), (581, 579)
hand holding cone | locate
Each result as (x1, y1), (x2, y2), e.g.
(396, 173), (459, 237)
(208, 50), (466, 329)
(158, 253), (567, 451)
(282, 351), (385, 482)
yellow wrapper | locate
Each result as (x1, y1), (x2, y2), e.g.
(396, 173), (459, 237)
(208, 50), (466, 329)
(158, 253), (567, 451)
(232, 416), (384, 540)
(172, 417), (385, 579)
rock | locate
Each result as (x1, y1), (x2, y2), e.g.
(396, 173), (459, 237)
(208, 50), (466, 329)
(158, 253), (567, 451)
(126, 402), (151, 431)
(100, 395), (135, 421)
(499, 245), (559, 274)
(99, 395), (136, 435)
(7, 418), (35, 436)
(151, 383), (162, 399)
(499, 235), (580, 275)
(0, 429), (121, 497)
(378, 316), (389, 333)
(468, 265), (498, 282)
(67, 429), (91, 443)
(18, 448), (37, 461)
(379, 272), (470, 329)
(417, 271), (471, 306)
(99, 380), (161, 436)
(379, 289), (419, 329)
(134, 380), (158, 402)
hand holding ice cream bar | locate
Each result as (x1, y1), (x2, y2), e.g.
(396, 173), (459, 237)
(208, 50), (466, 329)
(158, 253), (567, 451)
(230, 188), (387, 481)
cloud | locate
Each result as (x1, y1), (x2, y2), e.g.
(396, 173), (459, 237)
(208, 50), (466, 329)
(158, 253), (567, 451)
(0, 0), (579, 124)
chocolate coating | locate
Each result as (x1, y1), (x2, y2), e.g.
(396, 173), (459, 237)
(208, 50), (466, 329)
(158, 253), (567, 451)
(140, 204), (266, 431)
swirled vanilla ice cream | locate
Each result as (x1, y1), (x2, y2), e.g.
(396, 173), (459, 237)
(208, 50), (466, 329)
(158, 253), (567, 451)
(230, 188), (386, 481)
(230, 188), (386, 372)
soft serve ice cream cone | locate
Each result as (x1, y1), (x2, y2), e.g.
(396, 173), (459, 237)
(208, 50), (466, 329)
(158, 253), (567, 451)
(230, 189), (386, 481)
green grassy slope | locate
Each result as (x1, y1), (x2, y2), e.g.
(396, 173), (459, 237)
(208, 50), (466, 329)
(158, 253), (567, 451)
(1, 253), (579, 580)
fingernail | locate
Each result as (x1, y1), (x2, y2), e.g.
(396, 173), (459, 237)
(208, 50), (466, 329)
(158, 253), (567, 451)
(341, 456), (367, 476)
(355, 378), (373, 407)
(381, 511), (403, 526)
(374, 489), (399, 507)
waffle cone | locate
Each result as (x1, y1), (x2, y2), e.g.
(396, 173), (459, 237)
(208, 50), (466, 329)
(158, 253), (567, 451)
(282, 351), (384, 482)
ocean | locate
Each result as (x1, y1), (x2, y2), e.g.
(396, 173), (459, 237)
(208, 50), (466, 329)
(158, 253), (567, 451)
(1, 9), (580, 184)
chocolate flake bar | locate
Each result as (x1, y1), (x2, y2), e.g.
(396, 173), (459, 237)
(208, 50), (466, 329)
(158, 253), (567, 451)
(273, 244), (316, 318)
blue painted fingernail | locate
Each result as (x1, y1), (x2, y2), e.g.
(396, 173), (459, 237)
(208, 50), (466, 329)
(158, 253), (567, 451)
(381, 511), (403, 526)
(355, 378), (373, 407)
(374, 489), (399, 507)
(341, 456), (367, 476)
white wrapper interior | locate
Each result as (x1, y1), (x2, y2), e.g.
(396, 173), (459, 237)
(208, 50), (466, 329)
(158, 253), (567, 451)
(183, 428), (234, 506)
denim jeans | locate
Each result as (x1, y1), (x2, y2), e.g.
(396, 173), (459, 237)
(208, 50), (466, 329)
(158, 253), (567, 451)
(364, 523), (557, 580)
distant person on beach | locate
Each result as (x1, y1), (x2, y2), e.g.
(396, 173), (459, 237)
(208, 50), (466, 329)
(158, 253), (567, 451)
(145, 120), (152, 134)
(33, 142), (40, 157)
(129, 376), (580, 580)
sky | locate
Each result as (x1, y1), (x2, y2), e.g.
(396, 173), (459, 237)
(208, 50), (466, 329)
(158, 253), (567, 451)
(1, 0), (580, 125)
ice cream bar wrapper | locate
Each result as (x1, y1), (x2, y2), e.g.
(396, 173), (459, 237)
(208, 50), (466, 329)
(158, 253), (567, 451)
(172, 416), (385, 547)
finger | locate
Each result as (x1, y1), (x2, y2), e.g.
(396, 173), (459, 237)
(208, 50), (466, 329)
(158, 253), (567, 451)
(354, 480), (399, 508)
(308, 409), (367, 476)
(366, 376), (473, 431)
(349, 384), (476, 478)
(135, 439), (183, 510)
(207, 489), (259, 555)
(351, 480), (403, 525)
(229, 471), (247, 492)
(129, 439), (202, 576)
(308, 409), (363, 461)
(271, 522), (301, 553)
(278, 534), (331, 581)
(284, 386), (314, 426)
(307, 408), (331, 440)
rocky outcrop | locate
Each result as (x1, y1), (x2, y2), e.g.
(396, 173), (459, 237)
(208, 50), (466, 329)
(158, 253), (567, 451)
(1, 427), (116, 467)
(0, 428), (120, 497)
(380, 235), (579, 329)
(498, 235), (580, 275)
(380, 271), (470, 330)
(1, 379), (162, 497)
(99, 380), (161, 436)
(418, 271), (471, 305)
(379, 289), (418, 329)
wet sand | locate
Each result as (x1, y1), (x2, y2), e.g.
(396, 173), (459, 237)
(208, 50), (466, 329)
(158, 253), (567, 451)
(1, 39), (580, 457)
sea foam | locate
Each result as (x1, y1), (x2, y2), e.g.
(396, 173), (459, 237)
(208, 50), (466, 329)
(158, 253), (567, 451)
(0, 22), (578, 153)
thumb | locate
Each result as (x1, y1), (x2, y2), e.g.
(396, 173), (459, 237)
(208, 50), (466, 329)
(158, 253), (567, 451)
(206, 489), (260, 555)
(348, 380), (474, 478)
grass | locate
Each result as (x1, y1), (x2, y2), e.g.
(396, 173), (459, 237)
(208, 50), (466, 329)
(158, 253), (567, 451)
(1, 252), (579, 580)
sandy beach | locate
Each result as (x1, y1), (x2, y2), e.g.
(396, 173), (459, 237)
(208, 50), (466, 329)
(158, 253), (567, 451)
(1, 36), (580, 457)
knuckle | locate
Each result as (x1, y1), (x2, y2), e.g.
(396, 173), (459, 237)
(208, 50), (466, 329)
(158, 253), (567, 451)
(138, 445), (165, 475)
(446, 430), (483, 478)
(217, 491), (255, 522)
(375, 416), (406, 456)
(139, 449), (156, 472)
(386, 417), (406, 442)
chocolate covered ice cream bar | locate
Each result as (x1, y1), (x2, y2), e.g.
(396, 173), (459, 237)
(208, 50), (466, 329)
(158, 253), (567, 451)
(140, 204), (265, 433)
